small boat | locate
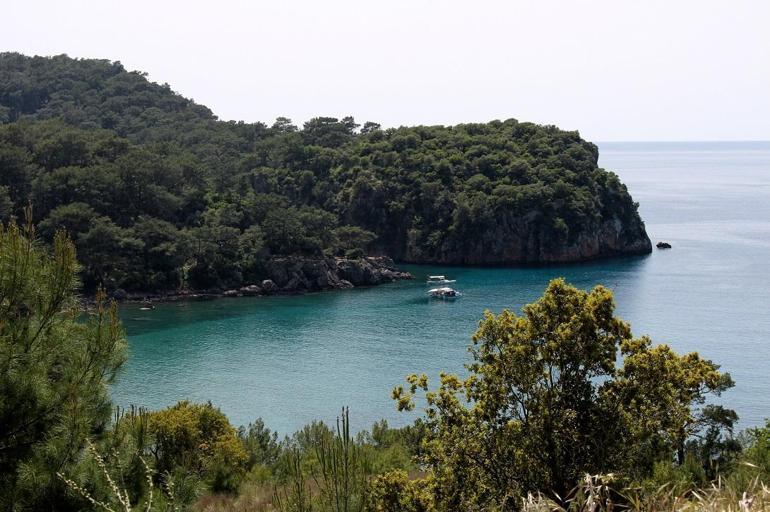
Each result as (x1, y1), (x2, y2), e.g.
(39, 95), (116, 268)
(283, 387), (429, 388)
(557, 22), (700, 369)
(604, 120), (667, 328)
(428, 287), (461, 300)
(427, 275), (456, 285)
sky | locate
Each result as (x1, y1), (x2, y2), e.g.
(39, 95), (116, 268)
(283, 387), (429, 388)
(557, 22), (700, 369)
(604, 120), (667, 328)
(3, 0), (769, 142)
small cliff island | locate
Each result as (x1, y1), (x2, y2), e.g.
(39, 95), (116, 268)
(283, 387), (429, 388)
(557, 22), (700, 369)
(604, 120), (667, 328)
(0, 53), (650, 297)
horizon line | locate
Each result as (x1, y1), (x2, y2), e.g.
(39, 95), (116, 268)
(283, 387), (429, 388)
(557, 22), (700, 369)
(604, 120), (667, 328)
(595, 139), (770, 144)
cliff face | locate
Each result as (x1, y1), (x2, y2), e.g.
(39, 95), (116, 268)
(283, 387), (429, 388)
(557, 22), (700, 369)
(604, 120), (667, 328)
(401, 213), (651, 265)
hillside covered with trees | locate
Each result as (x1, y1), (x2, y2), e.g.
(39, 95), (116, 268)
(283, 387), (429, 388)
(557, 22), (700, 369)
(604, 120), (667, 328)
(0, 52), (651, 294)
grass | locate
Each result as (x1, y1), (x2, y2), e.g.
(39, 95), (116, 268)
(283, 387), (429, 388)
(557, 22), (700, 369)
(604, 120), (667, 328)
(520, 473), (769, 512)
(187, 473), (770, 512)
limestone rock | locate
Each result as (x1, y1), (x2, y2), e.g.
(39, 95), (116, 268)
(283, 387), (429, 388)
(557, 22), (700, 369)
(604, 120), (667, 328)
(240, 284), (262, 296)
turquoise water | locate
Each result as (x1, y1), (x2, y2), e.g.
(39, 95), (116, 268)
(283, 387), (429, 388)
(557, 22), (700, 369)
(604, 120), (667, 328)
(112, 141), (770, 435)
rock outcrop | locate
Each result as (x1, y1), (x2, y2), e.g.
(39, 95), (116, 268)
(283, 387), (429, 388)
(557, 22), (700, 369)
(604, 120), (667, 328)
(119, 256), (411, 303)
(261, 256), (411, 293)
(240, 284), (262, 295)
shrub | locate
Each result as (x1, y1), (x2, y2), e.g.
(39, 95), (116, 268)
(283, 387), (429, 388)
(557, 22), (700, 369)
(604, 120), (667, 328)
(369, 470), (435, 512)
(147, 401), (247, 493)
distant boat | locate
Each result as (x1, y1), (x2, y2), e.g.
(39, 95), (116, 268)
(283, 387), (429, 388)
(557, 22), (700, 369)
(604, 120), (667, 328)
(428, 287), (461, 300)
(427, 275), (456, 285)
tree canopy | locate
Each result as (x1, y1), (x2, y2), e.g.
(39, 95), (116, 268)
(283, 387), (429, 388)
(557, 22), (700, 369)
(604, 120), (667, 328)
(393, 279), (733, 510)
(0, 217), (126, 509)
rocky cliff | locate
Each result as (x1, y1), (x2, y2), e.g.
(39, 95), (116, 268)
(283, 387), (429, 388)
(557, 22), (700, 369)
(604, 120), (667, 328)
(403, 213), (651, 265)
(259, 256), (412, 292)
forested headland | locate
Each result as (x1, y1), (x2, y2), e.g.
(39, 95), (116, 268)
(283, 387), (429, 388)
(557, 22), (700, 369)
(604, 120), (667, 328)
(0, 52), (650, 296)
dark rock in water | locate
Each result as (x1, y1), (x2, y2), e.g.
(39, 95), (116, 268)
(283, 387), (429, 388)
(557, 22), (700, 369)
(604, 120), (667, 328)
(261, 279), (279, 294)
(656, 241), (672, 249)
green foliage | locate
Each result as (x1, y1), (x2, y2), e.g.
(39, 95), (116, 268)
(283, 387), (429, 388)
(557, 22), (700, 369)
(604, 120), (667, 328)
(274, 408), (374, 512)
(274, 447), (314, 512)
(206, 413), (421, 512)
(369, 470), (435, 512)
(146, 401), (247, 494)
(86, 406), (156, 506)
(687, 405), (741, 479)
(0, 185), (12, 221)
(313, 407), (370, 512)
(0, 217), (127, 510)
(0, 53), (648, 293)
(332, 226), (377, 257)
(606, 335), (736, 475)
(239, 419), (281, 470)
(723, 420), (770, 492)
(58, 439), (181, 512)
(393, 278), (734, 509)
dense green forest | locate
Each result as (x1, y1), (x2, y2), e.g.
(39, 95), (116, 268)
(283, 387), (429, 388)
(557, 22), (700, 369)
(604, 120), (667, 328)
(3, 222), (766, 512)
(0, 52), (650, 294)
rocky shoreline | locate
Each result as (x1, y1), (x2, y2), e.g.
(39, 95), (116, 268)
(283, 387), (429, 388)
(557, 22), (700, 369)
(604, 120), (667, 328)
(113, 256), (413, 303)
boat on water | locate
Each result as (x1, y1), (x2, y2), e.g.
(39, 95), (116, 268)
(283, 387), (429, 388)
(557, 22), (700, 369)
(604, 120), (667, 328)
(428, 287), (461, 300)
(426, 275), (456, 285)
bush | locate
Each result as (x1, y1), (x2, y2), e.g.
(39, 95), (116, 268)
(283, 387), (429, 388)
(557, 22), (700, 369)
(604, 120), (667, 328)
(369, 470), (435, 512)
(147, 401), (247, 493)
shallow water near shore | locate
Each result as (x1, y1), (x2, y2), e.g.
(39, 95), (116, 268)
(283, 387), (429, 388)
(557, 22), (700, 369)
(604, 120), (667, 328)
(112, 141), (770, 435)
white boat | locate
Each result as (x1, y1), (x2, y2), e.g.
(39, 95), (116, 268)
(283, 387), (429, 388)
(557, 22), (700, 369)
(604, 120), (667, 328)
(428, 287), (461, 299)
(427, 275), (456, 285)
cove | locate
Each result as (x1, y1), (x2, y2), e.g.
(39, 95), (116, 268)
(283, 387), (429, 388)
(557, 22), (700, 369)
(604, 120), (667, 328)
(112, 141), (770, 435)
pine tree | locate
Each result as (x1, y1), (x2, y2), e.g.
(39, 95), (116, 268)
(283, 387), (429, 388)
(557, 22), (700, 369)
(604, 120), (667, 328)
(0, 214), (127, 509)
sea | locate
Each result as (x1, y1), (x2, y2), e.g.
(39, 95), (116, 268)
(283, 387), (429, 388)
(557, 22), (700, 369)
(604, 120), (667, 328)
(111, 141), (770, 435)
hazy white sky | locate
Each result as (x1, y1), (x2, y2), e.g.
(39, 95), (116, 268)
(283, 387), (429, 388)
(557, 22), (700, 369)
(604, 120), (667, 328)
(4, 0), (769, 141)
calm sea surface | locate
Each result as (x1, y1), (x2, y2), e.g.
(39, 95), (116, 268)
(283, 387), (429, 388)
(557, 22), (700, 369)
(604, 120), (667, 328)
(112, 141), (770, 435)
